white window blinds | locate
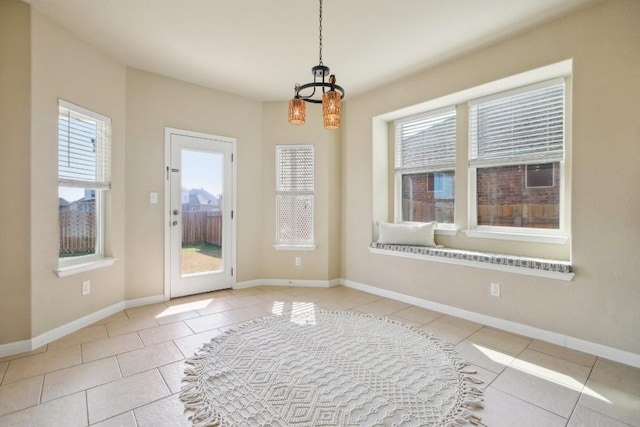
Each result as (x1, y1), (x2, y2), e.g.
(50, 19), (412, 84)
(58, 100), (112, 189)
(276, 145), (314, 194)
(469, 79), (565, 167)
(395, 107), (457, 174)
(276, 145), (314, 244)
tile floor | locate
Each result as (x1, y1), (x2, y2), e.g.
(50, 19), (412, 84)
(0, 285), (639, 427)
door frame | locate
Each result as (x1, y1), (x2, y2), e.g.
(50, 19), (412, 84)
(163, 127), (237, 301)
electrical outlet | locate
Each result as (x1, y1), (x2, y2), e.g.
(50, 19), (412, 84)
(490, 282), (500, 297)
(295, 257), (301, 267)
(82, 280), (91, 295)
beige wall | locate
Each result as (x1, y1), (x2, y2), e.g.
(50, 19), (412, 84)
(0, 0), (32, 344)
(260, 103), (341, 281)
(2, 0), (638, 359)
(125, 69), (263, 297)
(342, 0), (640, 354)
(29, 8), (127, 336)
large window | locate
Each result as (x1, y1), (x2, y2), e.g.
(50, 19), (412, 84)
(394, 108), (456, 225)
(275, 145), (314, 247)
(378, 62), (571, 250)
(58, 100), (111, 263)
(469, 79), (565, 231)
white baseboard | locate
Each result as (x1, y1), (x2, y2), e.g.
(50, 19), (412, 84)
(233, 279), (263, 289)
(0, 339), (33, 359)
(235, 278), (340, 289)
(0, 295), (164, 359)
(125, 294), (167, 309)
(342, 279), (640, 369)
(31, 302), (126, 352)
(3, 279), (639, 370)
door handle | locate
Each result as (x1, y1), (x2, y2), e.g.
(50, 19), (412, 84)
(172, 221), (178, 226)
(173, 209), (179, 215)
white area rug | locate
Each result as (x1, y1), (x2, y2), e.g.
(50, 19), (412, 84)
(181, 311), (483, 426)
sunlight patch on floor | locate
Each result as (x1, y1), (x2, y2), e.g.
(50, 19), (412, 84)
(473, 344), (514, 366)
(268, 301), (317, 325)
(155, 299), (213, 318)
(291, 302), (316, 325)
(474, 343), (611, 403)
(271, 301), (285, 316)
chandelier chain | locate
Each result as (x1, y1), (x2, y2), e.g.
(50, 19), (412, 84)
(288, 0), (343, 129)
(318, 0), (323, 65)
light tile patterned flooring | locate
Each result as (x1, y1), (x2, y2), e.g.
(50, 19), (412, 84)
(0, 285), (639, 426)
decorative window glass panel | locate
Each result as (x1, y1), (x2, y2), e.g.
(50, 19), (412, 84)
(275, 145), (314, 245)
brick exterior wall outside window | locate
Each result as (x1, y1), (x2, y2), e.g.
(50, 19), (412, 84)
(477, 162), (560, 228)
(401, 171), (455, 223)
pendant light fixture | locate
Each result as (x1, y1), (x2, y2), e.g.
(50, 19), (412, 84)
(288, 0), (345, 130)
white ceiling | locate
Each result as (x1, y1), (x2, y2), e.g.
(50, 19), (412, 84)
(25, 0), (598, 102)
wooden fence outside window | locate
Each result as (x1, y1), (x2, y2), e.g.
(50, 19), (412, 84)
(59, 210), (222, 255)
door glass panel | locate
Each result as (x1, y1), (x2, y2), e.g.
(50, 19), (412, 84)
(180, 149), (223, 277)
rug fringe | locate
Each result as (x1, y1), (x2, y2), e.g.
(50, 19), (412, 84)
(464, 377), (484, 385)
(444, 409), (483, 426)
(181, 376), (225, 427)
(462, 398), (485, 409)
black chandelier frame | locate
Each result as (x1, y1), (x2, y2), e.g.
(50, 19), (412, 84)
(291, 0), (345, 104)
(293, 66), (345, 105)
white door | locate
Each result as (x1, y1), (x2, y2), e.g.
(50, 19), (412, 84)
(165, 128), (235, 298)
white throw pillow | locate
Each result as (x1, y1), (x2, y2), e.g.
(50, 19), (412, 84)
(377, 221), (437, 247)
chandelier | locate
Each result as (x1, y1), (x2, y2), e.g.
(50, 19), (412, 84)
(288, 0), (345, 130)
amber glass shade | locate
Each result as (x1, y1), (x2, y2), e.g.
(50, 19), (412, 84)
(322, 90), (341, 129)
(323, 115), (340, 130)
(288, 98), (306, 125)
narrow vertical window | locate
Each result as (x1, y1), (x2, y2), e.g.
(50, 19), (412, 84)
(394, 107), (456, 225)
(469, 79), (565, 230)
(275, 145), (314, 247)
(58, 100), (111, 263)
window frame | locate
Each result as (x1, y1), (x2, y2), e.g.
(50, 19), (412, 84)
(466, 78), (569, 244)
(393, 106), (457, 231)
(274, 144), (316, 250)
(373, 60), (572, 252)
(57, 100), (112, 271)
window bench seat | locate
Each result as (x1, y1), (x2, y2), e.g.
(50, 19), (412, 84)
(369, 242), (574, 281)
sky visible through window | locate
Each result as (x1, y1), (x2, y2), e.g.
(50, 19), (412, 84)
(181, 149), (222, 197)
(59, 187), (85, 203)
